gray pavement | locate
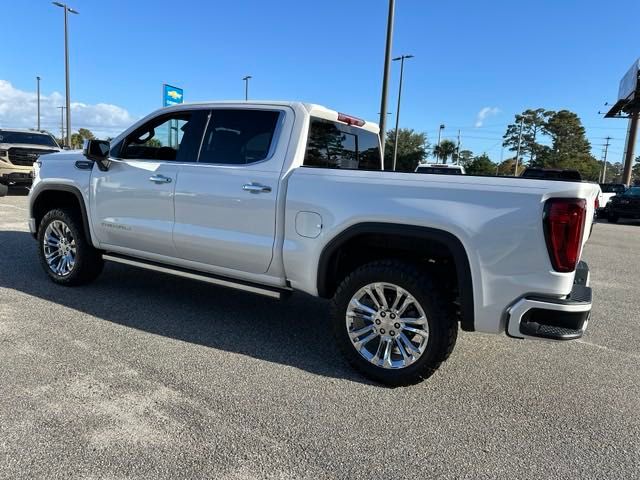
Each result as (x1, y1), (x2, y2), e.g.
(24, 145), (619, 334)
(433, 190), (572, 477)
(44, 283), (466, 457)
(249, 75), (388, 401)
(1, 190), (639, 479)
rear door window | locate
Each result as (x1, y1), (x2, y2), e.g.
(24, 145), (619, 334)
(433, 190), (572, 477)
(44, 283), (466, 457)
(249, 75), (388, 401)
(198, 109), (281, 165)
(303, 118), (381, 171)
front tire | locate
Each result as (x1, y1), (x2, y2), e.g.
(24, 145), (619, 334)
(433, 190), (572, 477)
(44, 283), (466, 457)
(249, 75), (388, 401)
(331, 260), (457, 386)
(37, 208), (103, 286)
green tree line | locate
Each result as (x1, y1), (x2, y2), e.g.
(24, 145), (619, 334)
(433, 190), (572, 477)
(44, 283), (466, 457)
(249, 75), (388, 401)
(386, 108), (639, 182)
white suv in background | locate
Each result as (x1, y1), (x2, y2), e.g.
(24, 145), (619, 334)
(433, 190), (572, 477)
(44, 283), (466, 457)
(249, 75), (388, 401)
(0, 129), (61, 186)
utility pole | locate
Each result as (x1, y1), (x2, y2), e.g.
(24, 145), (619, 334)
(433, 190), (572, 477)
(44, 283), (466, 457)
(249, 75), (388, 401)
(455, 129), (461, 165)
(57, 106), (65, 146)
(600, 136), (612, 183)
(622, 112), (638, 186)
(242, 75), (252, 101)
(514, 118), (524, 176)
(53, 2), (78, 148)
(36, 76), (41, 130)
(391, 54), (413, 171)
(378, 0), (395, 160)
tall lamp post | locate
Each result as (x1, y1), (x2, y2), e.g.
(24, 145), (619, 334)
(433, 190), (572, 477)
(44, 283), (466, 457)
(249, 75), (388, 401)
(437, 124), (445, 163)
(391, 54), (413, 171)
(378, 0), (395, 160)
(36, 76), (41, 130)
(242, 75), (252, 101)
(52, 2), (78, 148)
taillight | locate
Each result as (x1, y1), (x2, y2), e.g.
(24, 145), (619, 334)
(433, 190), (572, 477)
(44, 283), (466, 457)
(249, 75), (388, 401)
(543, 198), (587, 273)
(595, 197), (600, 210)
(337, 113), (365, 127)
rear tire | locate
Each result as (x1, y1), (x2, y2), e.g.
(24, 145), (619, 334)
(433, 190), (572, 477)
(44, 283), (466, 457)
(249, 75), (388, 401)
(331, 260), (457, 386)
(607, 213), (619, 223)
(37, 208), (103, 286)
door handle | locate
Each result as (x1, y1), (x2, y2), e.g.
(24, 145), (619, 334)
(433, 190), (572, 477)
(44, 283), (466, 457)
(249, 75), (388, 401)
(149, 174), (172, 184)
(242, 183), (272, 194)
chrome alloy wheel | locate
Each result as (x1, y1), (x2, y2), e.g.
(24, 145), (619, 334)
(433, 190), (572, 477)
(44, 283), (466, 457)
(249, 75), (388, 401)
(346, 282), (429, 369)
(43, 220), (77, 277)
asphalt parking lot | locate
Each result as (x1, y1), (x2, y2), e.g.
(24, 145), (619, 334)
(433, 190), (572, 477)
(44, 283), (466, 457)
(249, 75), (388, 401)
(1, 190), (639, 479)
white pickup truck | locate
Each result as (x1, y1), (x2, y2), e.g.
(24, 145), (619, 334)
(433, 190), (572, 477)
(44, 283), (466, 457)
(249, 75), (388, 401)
(28, 101), (598, 385)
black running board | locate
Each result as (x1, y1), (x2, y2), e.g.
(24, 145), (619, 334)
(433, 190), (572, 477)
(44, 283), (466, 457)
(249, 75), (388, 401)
(103, 253), (290, 300)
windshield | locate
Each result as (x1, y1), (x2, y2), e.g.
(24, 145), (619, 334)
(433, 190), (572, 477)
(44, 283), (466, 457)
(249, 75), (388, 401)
(0, 131), (59, 147)
(622, 187), (640, 197)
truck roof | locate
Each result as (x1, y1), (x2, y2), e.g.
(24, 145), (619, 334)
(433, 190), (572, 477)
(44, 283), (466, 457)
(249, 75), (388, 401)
(161, 100), (380, 135)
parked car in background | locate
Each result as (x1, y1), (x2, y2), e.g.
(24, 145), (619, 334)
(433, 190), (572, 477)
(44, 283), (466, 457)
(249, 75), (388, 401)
(415, 164), (465, 175)
(607, 186), (640, 223)
(520, 167), (582, 181)
(597, 183), (626, 217)
(28, 101), (598, 386)
(0, 129), (61, 187)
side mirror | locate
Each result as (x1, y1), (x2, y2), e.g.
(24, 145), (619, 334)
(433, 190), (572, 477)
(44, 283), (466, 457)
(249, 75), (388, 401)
(83, 139), (111, 171)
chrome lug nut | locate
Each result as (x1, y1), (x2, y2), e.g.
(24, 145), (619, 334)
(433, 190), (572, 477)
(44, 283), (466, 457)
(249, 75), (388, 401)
(390, 313), (396, 319)
(380, 312), (386, 318)
(394, 322), (400, 329)
(390, 330), (395, 336)
(380, 328), (385, 334)
(375, 319), (381, 325)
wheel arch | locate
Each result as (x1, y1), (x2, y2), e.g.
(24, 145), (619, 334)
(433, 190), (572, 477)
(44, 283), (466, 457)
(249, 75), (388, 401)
(317, 222), (475, 331)
(31, 185), (93, 244)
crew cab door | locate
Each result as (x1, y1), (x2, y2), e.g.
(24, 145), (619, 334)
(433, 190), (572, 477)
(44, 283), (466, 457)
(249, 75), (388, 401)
(173, 107), (290, 274)
(90, 109), (207, 257)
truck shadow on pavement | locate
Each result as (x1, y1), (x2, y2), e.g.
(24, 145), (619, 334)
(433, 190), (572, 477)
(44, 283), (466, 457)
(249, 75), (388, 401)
(0, 230), (374, 385)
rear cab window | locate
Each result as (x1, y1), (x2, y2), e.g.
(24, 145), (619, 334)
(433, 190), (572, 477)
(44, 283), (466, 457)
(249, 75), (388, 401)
(303, 117), (382, 171)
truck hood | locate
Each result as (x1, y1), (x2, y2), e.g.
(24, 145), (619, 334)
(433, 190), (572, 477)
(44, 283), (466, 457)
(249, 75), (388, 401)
(0, 143), (61, 152)
(37, 149), (84, 161)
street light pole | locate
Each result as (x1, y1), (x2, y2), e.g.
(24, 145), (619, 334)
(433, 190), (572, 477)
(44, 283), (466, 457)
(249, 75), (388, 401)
(378, 0), (395, 160)
(437, 124), (445, 163)
(391, 54), (413, 171)
(242, 75), (252, 101)
(53, 2), (78, 148)
(36, 76), (41, 130)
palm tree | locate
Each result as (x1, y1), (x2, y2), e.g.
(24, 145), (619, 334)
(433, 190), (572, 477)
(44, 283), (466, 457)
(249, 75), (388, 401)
(433, 139), (456, 164)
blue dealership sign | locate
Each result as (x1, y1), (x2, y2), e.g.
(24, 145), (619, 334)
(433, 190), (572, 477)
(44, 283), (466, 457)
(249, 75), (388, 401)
(163, 84), (184, 107)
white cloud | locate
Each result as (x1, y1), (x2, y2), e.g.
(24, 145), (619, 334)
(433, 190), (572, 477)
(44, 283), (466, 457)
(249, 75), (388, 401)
(0, 80), (136, 138)
(474, 106), (500, 128)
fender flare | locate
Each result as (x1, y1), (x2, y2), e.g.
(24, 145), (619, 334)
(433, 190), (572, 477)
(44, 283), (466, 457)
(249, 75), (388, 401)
(317, 222), (475, 331)
(31, 184), (93, 243)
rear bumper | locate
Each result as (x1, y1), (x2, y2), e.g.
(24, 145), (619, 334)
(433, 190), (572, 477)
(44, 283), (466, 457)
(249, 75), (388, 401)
(507, 261), (591, 340)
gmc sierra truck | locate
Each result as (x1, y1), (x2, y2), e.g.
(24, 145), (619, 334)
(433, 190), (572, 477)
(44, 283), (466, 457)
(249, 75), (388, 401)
(28, 101), (598, 386)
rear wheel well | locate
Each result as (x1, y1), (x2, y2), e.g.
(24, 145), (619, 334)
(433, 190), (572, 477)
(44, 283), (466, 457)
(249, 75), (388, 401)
(32, 188), (91, 242)
(318, 224), (474, 331)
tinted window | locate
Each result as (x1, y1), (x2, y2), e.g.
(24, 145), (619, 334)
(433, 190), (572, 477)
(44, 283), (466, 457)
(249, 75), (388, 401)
(119, 111), (206, 162)
(623, 187), (640, 197)
(198, 109), (280, 164)
(304, 118), (381, 171)
(416, 166), (462, 175)
(0, 131), (58, 147)
(600, 184), (625, 194)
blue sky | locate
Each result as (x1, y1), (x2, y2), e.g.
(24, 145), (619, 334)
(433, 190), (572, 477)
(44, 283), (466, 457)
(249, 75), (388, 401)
(1, 0), (639, 163)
